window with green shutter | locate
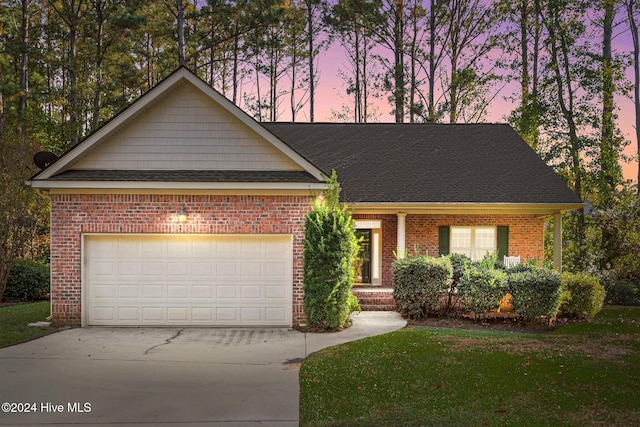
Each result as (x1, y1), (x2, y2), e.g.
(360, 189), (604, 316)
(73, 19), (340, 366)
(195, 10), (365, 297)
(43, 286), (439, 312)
(438, 226), (450, 256)
(497, 226), (509, 260)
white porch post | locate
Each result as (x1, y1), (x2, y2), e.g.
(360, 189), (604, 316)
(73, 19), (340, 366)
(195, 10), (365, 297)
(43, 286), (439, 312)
(553, 213), (563, 271)
(397, 213), (407, 258)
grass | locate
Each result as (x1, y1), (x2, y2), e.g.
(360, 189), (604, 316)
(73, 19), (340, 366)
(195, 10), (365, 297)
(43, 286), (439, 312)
(0, 301), (57, 348)
(300, 306), (640, 426)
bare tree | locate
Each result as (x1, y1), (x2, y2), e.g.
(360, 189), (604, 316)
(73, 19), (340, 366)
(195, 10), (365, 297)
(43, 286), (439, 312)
(438, 0), (502, 123)
(51, 0), (85, 146)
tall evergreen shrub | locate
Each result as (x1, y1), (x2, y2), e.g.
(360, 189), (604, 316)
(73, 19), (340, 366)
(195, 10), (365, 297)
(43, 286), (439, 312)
(303, 171), (359, 329)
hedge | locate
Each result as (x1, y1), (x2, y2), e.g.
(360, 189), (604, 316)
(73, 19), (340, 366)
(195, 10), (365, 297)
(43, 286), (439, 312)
(458, 264), (507, 319)
(508, 267), (562, 323)
(560, 272), (606, 320)
(3, 259), (50, 302)
(392, 255), (453, 319)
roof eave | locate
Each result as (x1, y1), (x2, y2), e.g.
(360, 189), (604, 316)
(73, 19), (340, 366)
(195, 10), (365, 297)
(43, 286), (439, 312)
(350, 202), (585, 216)
(28, 180), (328, 191)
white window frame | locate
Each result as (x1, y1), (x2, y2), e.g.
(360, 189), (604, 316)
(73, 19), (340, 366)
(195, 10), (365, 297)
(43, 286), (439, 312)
(450, 226), (497, 261)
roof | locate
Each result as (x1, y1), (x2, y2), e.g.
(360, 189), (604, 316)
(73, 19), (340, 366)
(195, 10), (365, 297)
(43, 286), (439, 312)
(263, 123), (583, 205)
(26, 67), (581, 210)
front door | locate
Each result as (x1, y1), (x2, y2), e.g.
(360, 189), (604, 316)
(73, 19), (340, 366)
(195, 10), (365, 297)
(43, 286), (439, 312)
(355, 229), (372, 284)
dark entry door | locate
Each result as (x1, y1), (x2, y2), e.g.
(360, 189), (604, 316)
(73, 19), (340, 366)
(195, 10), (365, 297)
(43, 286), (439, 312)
(356, 229), (372, 283)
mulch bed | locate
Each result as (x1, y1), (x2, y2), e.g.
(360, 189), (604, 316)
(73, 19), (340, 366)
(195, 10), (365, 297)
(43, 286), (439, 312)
(408, 312), (584, 333)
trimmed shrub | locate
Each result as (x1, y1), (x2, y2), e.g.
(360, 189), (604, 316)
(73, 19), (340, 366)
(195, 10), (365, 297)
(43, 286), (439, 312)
(448, 253), (471, 291)
(392, 256), (453, 319)
(508, 267), (562, 323)
(602, 275), (640, 306)
(458, 264), (507, 319)
(303, 172), (359, 329)
(4, 259), (50, 302)
(445, 253), (471, 312)
(560, 272), (606, 319)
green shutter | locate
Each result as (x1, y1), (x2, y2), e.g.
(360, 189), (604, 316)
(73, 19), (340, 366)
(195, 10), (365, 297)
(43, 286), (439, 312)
(438, 226), (450, 256)
(497, 226), (509, 261)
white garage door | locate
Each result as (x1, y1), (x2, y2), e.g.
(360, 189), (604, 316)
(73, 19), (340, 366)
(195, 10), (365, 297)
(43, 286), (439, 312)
(84, 234), (293, 326)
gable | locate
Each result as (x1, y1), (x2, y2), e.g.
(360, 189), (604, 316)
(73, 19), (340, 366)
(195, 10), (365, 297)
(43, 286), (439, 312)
(28, 68), (326, 190)
(72, 81), (301, 171)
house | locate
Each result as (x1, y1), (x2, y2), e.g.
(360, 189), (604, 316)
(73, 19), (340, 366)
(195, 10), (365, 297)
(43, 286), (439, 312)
(27, 67), (583, 327)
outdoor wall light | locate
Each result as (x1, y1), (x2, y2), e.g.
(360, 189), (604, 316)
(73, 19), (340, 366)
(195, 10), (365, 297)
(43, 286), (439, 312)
(178, 206), (188, 223)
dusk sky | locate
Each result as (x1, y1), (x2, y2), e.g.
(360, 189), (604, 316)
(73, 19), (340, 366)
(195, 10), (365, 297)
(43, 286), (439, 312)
(268, 19), (640, 186)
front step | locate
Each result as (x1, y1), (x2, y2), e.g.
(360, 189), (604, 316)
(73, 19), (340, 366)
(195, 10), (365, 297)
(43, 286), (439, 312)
(352, 287), (397, 311)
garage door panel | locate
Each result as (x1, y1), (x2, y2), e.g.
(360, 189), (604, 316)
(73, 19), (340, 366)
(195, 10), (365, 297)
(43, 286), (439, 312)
(85, 234), (292, 326)
(241, 285), (262, 299)
(265, 307), (287, 322)
(216, 285), (237, 299)
(117, 285), (138, 298)
(167, 285), (189, 298)
(191, 285), (213, 299)
(241, 262), (262, 276)
(140, 284), (162, 299)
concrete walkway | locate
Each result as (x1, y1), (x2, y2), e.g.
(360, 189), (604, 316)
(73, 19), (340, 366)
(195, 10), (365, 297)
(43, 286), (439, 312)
(0, 311), (405, 426)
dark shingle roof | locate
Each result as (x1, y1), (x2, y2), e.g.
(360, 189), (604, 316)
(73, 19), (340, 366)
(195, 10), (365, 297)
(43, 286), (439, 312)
(49, 170), (321, 183)
(262, 123), (582, 204)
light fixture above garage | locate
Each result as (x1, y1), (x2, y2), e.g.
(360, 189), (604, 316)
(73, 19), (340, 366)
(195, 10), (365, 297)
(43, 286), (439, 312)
(178, 206), (188, 223)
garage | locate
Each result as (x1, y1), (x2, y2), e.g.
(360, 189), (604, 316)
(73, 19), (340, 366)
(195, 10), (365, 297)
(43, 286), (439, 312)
(84, 234), (293, 326)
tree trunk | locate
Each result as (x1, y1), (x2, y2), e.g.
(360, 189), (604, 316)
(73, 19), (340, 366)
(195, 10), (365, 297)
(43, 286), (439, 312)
(428, 0), (436, 121)
(18, 0), (29, 121)
(69, 19), (79, 146)
(307, 0), (315, 122)
(177, 0), (186, 66)
(394, 0), (404, 123)
(91, 0), (104, 130)
(626, 0), (640, 193)
(520, 0), (529, 111)
(545, 2), (585, 259)
(355, 21), (362, 122)
(600, 0), (618, 201)
(531, 0), (541, 150)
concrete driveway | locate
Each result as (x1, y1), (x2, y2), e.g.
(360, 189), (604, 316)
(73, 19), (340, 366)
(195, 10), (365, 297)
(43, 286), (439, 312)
(0, 312), (405, 427)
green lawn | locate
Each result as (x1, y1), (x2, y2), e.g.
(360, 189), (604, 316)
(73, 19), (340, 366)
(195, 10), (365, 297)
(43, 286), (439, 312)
(300, 306), (640, 427)
(0, 301), (57, 348)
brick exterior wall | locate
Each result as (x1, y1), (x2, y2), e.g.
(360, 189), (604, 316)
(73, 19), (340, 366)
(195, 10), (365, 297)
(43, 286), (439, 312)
(51, 194), (546, 326)
(50, 193), (313, 327)
(353, 213), (545, 287)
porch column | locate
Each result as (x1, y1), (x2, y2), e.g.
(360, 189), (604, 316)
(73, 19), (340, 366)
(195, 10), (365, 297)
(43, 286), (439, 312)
(397, 213), (407, 258)
(553, 213), (563, 271)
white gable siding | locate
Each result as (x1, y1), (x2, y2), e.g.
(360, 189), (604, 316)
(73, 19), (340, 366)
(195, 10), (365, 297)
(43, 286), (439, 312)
(73, 81), (302, 171)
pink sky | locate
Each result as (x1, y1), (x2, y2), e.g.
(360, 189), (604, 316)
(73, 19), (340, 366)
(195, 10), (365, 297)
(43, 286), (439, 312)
(299, 33), (639, 187)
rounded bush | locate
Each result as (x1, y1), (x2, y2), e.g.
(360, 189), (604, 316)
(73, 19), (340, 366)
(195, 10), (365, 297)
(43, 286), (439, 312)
(4, 259), (50, 302)
(560, 272), (606, 319)
(392, 256), (453, 319)
(602, 276), (640, 306)
(508, 267), (562, 323)
(458, 265), (507, 318)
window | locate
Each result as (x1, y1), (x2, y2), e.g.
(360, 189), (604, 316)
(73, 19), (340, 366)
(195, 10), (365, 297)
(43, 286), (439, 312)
(450, 227), (496, 261)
